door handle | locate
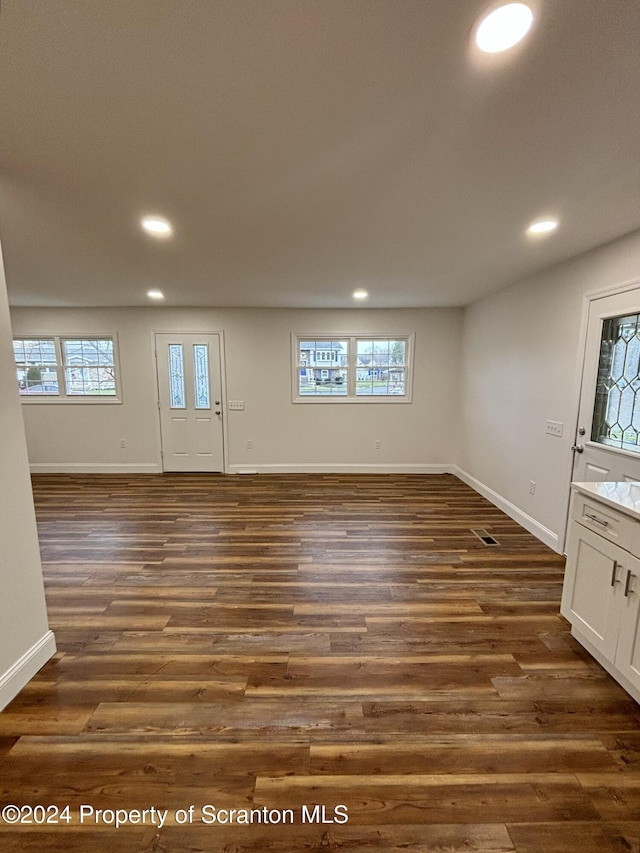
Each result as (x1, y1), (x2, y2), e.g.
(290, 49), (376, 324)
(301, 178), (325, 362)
(571, 444), (584, 453)
(585, 512), (609, 528)
(624, 570), (636, 598)
(611, 561), (621, 586)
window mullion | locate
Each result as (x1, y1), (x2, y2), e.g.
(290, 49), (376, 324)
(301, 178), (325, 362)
(348, 336), (356, 397)
(55, 336), (67, 397)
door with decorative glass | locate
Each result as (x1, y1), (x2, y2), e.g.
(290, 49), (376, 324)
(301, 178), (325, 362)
(572, 286), (640, 484)
(155, 333), (224, 472)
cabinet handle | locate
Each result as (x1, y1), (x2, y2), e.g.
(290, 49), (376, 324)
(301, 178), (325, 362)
(611, 561), (621, 586)
(585, 512), (609, 527)
(624, 570), (636, 598)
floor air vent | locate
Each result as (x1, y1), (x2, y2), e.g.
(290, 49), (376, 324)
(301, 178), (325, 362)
(471, 528), (500, 546)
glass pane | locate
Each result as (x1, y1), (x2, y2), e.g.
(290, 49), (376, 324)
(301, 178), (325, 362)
(193, 344), (210, 409)
(356, 372), (405, 396)
(25, 339), (57, 365)
(373, 340), (390, 362)
(356, 337), (406, 396)
(62, 340), (116, 395)
(299, 340), (348, 365)
(299, 368), (347, 395)
(15, 338), (59, 394)
(356, 340), (373, 366)
(592, 313), (640, 452)
(389, 340), (406, 365)
(168, 344), (186, 409)
(20, 376), (59, 395)
(298, 340), (348, 395)
(65, 367), (116, 395)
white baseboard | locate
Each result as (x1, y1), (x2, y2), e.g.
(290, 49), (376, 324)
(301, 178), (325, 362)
(228, 463), (455, 475)
(30, 463), (161, 475)
(453, 466), (560, 552)
(0, 630), (57, 712)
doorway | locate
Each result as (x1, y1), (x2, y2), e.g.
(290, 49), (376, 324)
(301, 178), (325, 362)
(154, 333), (225, 472)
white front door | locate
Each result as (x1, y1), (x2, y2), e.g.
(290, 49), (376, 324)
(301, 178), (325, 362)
(155, 333), (224, 472)
(572, 286), (640, 484)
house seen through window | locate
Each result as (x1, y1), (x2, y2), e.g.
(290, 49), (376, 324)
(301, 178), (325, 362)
(294, 335), (412, 402)
(14, 337), (119, 400)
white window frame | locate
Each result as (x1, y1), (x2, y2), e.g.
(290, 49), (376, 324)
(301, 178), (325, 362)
(292, 333), (414, 403)
(14, 334), (123, 404)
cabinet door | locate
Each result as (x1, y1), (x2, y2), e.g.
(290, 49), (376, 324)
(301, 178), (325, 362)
(561, 523), (624, 660)
(615, 554), (640, 693)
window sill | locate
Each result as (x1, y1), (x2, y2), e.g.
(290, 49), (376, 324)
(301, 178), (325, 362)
(19, 396), (123, 405)
(293, 395), (412, 404)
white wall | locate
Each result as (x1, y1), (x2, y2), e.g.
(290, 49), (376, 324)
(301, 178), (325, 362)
(0, 242), (55, 711)
(460, 230), (640, 551)
(9, 306), (463, 474)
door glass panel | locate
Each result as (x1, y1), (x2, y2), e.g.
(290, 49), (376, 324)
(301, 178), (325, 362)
(592, 313), (640, 452)
(193, 344), (210, 409)
(168, 344), (186, 409)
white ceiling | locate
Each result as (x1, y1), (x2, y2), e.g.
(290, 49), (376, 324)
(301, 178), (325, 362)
(1, 0), (639, 309)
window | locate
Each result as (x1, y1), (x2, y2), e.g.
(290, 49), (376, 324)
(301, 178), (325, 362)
(592, 313), (640, 452)
(293, 334), (413, 402)
(14, 336), (121, 402)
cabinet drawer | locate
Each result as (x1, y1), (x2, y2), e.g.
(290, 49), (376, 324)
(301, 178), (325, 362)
(571, 493), (637, 551)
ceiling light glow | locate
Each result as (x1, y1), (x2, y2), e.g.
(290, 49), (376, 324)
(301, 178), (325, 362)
(353, 289), (369, 300)
(141, 216), (172, 237)
(475, 3), (534, 53)
(527, 218), (559, 235)
(147, 289), (165, 300)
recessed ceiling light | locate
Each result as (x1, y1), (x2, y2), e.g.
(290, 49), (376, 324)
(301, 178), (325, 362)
(353, 289), (369, 300)
(527, 218), (559, 235)
(475, 3), (534, 53)
(141, 216), (173, 237)
(147, 289), (165, 300)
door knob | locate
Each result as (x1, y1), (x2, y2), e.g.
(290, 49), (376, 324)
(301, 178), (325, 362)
(571, 444), (584, 453)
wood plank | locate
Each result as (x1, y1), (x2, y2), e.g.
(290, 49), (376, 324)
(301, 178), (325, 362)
(506, 822), (633, 852)
(254, 774), (600, 824)
(308, 736), (620, 775)
(137, 824), (516, 852)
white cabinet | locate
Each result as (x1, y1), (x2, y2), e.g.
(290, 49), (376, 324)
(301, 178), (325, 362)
(561, 483), (640, 703)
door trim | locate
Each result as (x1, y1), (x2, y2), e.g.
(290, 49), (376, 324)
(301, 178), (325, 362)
(562, 277), (640, 551)
(152, 329), (229, 474)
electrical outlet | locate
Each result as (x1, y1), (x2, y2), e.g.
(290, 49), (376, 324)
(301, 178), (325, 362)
(246, 440), (253, 450)
(375, 440), (381, 450)
(546, 420), (564, 437)
(120, 439), (126, 448)
(228, 400), (244, 410)
(529, 480), (536, 495)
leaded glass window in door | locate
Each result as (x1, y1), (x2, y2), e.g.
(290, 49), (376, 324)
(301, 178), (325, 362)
(168, 344), (186, 409)
(592, 313), (640, 452)
(193, 344), (210, 409)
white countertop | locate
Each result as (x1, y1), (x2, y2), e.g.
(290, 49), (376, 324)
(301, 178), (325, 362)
(572, 481), (640, 521)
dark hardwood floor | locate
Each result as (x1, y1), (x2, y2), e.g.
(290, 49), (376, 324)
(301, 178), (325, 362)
(1, 473), (639, 852)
